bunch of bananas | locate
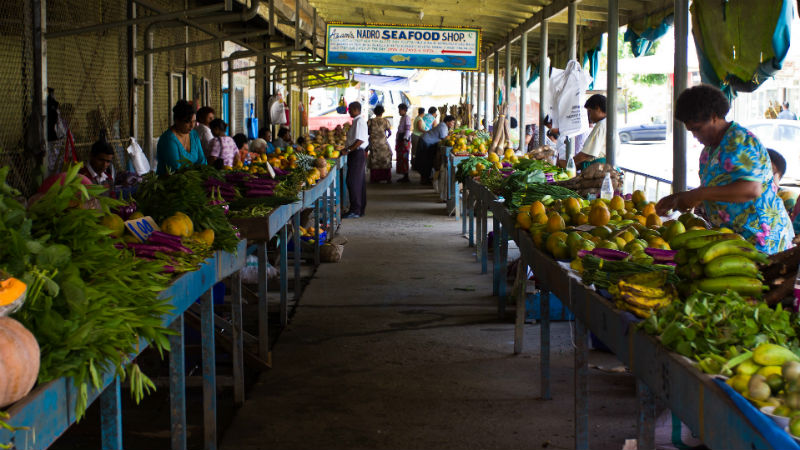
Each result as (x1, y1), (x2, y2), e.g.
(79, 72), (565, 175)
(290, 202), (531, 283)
(609, 271), (678, 318)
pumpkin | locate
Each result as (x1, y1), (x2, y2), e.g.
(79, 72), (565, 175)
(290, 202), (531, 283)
(0, 317), (40, 408)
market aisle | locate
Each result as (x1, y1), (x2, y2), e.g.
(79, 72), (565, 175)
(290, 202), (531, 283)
(221, 177), (638, 450)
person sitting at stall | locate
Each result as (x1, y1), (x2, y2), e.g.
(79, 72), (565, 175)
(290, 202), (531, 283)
(572, 94), (616, 170)
(656, 84), (793, 254)
(258, 127), (276, 154)
(296, 136), (306, 149)
(417, 114), (456, 185)
(195, 106), (215, 156)
(234, 133), (253, 163)
(156, 100), (206, 175)
(79, 138), (116, 191)
(207, 118), (239, 169)
(274, 127), (293, 150)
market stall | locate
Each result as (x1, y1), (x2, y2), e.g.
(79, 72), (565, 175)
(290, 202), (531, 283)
(456, 150), (800, 449)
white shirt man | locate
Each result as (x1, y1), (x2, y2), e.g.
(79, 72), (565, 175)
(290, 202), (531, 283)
(346, 112), (369, 151)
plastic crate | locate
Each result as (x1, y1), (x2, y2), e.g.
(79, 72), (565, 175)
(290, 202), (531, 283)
(525, 291), (575, 321)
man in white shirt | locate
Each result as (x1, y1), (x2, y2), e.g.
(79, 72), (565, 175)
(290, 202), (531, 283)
(343, 102), (369, 218)
(195, 106), (215, 157)
(778, 102), (797, 120)
(574, 94), (617, 169)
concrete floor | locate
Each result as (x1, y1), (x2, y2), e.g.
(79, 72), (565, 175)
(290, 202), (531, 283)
(221, 177), (639, 450)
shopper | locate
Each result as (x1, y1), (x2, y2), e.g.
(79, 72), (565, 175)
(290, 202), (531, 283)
(79, 139), (116, 190)
(195, 106), (215, 156)
(423, 106), (438, 131)
(778, 102), (797, 120)
(207, 118), (239, 168)
(258, 127), (276, 154)
(417, 115), (456, 185)
(367, 105), (393, 183)
(343, 102), (369, 218)
(411, 107), (427, 170)
(274, 127), (293, 150)
(233, 133), (252, 163)
(156, 100), (206, 175)
(656, 84), (793, 254)
(395, 103), (412, 182)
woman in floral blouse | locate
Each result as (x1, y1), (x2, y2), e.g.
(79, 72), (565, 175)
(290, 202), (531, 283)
(656, 84), (793, 254)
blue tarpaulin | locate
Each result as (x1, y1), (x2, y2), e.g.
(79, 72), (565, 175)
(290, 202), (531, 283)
(624, 13), (674, 57)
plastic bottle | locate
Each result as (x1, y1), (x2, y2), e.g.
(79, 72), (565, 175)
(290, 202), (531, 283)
(566, 157), (576, 178)
(600, 172), (614, 201)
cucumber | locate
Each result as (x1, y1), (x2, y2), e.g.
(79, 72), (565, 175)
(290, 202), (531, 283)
(685, 234), (744, 250)
(669, 229), (720, 249)
(696, 276), (764, 297)
(704, 255), (760, 278)
(698, 239), (766, 264)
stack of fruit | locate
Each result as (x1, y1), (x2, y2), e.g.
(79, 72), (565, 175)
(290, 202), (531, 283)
(608, 271), (678, 318)
(445, 128), (491, 156)
(671, 229), (768, 298)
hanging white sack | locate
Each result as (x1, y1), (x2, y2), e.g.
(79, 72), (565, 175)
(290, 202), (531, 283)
(549, 60), (592, 138)
(126, 137), (151, 175)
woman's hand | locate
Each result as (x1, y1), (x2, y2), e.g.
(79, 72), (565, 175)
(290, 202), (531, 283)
(656, 190), (701, 215)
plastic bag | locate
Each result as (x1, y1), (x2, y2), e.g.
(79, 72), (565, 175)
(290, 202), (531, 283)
(126, 137), (151, 175)
(549, 60), (593, 138)
(241, 255), (279, 284)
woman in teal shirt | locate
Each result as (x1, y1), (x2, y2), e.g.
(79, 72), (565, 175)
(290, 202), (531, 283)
(656, 85), (793, 254)
(156, 100), (207, 174)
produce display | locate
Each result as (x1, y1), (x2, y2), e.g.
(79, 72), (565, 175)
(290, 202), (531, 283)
(445, 127), (491, 156)
(464, 151), (800, 443)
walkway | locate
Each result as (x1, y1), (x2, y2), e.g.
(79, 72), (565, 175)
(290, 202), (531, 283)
(221, 177), (639, 450)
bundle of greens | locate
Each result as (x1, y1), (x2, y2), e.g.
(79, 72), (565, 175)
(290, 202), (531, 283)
(641, 291), (798, 375)
(134, 165), (239, 252)
(478, 168), (506, 194)
(1, 165), (174, 419)
(500, 169), (546, 196)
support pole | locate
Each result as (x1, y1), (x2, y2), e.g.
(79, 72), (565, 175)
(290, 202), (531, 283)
(483, 57), (490, 130)
(539, 20), (549, 147)
(505, 37), (512, 110)
(493, 52), (500, 116)
(606, 0), (619, 167)
(673, 0), (689, 192)
(100, 378), (123, 450)
(565, 1), (577, 159)
(145, 29), (154, 162)
(471, 71), (476, 128)
(32, 0), (47, 162)
(201, 291), (217, 450)
(169, 316), (187, 450)
(519, 30), (528, 153)
(477, 69), (482, 130)
(128, 0), (137, 138)
(460, 72), (464, 103)
(228, 62), (235, 134)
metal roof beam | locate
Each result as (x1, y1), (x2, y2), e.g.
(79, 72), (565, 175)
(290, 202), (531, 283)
(485, 0), (573, 57)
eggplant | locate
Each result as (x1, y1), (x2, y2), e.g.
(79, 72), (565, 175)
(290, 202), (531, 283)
(644, 248), (678, 262)
(591, 248), (630, 260)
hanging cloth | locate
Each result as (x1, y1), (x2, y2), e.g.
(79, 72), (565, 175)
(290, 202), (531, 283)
(582, 34), (604, 90)
(526, 64), (539, 87)
(691, 0), (794, 99)
(624, 11), (674, 57)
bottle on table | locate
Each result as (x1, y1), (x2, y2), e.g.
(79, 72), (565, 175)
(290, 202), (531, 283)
(566, 157), (576, 178)
(600, 172), (614, 201)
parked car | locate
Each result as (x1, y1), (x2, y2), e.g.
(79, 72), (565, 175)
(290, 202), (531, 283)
(744, 120), (800, 184)
(618, 123), (667, 143)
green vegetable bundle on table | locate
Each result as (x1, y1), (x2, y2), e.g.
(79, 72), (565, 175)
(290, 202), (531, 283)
(455, 156), (491, 183)
(641, 290), (797, 376)
(135, 165), (239, 253)
(0, 165), (174, 419)
(671, 229), (768, 298)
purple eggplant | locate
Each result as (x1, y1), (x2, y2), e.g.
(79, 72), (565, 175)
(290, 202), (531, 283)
(591, 248), (630, 260)
(644, 248), (677, 262)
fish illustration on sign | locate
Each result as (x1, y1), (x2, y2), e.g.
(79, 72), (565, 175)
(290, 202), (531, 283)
(431, 58), (445, 63)
(337, 53), (349, 59)
(447, 56), (467, 66)
(390, 55), (411, 62)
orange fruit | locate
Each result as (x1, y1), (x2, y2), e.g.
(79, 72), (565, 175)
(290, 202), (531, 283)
(609, 195), (625, 212)
(641, 203), (656, 217)
(632, 190), (647, 206)
(532, 212), (549, 225)
(516, 212), (533, 230)
(573, 212), (589, 225)
(529, 201), (546, 217)
(645, 213), (662, 228)
(589, 205), (610, 227)
(546, 213), (566, 233)
(564, 197), (582, 216)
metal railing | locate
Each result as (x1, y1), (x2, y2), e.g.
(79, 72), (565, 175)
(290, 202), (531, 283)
(619, 167), (676, 202)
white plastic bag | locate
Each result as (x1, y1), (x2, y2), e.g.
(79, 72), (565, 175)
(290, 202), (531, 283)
(549, 60), (592, 138)
(268, 95), (287, 125)
(126, 138), (151, 175)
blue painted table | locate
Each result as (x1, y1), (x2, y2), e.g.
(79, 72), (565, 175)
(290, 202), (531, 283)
(0, 240), (247, 450)
(461, 180), (777, 450)
(446, 153), (469, 216)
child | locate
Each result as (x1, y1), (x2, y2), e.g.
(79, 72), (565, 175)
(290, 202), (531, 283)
(207, 119), (239, 168)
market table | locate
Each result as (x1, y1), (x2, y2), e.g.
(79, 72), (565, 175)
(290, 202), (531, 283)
(460, 179), (778, 450)
(0, 240), (247, 450)
(445, 151), (468, 217)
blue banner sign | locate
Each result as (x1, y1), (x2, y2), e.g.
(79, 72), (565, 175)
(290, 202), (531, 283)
(326, 24), (480, 71)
